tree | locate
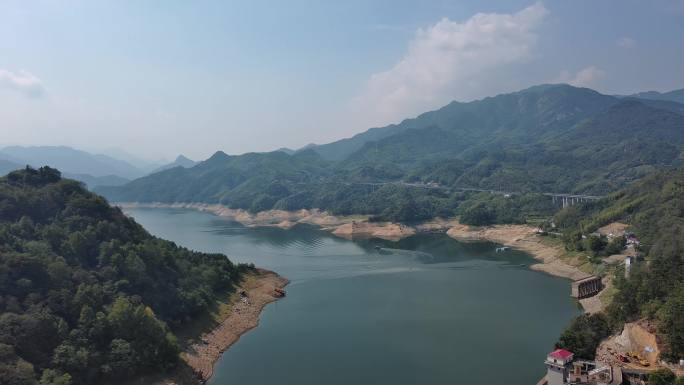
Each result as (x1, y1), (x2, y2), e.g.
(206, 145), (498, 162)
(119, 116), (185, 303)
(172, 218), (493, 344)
(460, 202), (495, 226)
(106, 339), (134, 378)
(51, 343), (89, 376)
(657, 285), (684, 360)
(604, 235), (626, 255)
(0, 343), (37, 385)
(584, 235), (607, 256)
(648, 368), (676, 385)
(0, 357), (36, 385)
(556, 314), (610, 359)
(40, 369), (72, 385)
(107, 297), (179, 369)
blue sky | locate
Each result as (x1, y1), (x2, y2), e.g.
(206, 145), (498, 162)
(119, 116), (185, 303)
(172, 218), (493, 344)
(1, 0), (683, 161)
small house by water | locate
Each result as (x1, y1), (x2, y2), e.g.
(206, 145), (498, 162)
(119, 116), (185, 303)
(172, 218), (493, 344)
(542, 349), (613, 385)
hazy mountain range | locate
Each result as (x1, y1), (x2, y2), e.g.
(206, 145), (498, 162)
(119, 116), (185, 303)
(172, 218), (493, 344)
(150, 155), (197, 174)
(629, 88), (684, 105)
(0, 146), (195, 189)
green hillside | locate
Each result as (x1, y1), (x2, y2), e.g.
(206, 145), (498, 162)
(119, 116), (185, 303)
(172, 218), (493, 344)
(97, 84), (684, 223)
(554, 168), (684, 360)
(0, 167), (250, 385)
(98, 150), (332, 211)
(310, 84), (617, 161)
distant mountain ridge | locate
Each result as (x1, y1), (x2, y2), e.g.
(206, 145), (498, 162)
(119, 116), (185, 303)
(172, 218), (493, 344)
(630, 87), (684, 104)
(98, 84), (684, 222)
(62, 172), (130, 189)
(0, 145), (145, 179)
(150, 154), (197, 174)
(98, 149), (331, 207)
(305, 84), (618, 161)
(0, 158), (22, 176)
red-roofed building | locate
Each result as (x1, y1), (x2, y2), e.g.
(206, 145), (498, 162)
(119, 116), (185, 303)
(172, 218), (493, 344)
(545, 349), (574, 385)
(542, 349), (613, 385)
(549, 349), (574, 361)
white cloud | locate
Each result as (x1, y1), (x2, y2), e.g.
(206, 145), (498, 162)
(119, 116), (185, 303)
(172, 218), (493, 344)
(351, 2), (549, 127)
(555, 66), (606, 88)
(617, 37), (636, 48)
(0, 69), (45, 98)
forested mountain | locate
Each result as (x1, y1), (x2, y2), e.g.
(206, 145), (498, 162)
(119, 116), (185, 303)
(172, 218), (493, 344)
(0, 167), (249, 385)
(98, 84), (684, 222)
(553, 168), (684, 360)
(98, 150), (332, 209)
(307, 84), (617, 161)
(338, 90), (684, 193)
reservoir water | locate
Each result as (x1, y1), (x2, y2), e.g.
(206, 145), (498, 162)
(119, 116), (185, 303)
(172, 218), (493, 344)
(127, 208), (581, 385)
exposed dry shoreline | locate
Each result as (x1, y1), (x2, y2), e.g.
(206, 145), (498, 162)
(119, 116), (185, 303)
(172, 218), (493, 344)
(445, 223), (591, 281)
(147, 269), (288, 385)
(183, 269), (288, 382)
(118, 202), (457, 241)
(120, 202), (588, 280)
(445, 223), (614, 314)
(121, 202), (601, 310)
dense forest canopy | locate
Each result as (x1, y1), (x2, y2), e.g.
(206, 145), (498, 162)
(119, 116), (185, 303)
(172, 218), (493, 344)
(0, 167), (250, 385)
(97, 85), (684, 223)
(554, 168), (684, 361)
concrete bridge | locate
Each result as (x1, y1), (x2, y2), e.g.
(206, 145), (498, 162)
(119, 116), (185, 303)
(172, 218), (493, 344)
(547, 194), (603, 208)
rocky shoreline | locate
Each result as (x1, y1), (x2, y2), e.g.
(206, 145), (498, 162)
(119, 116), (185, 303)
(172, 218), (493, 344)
(117, 202), (458, 241)
(119, 202), (591, 281)
(120, 203), (605, 304)
(182, 269), (289, 383)
(445, 223), (591, 281)
(145, 269), (288, 385)
(445, 223), (612, 313)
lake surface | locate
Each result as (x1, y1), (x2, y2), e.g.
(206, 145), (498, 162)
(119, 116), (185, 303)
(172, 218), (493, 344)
(127, 208), (581, 385)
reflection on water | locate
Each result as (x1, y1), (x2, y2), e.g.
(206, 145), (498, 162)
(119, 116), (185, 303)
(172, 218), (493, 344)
(127, 208), (580, 385)
(207, 220), (331, 250)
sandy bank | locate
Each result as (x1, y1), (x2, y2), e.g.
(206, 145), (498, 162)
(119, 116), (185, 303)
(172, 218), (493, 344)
(446, 224), (614, 315)
(149, 269), (288, 385)
(332, 221), (415, 241)
(118, 202), (456, 241)
(446, 224), (591, 281)
(121, 202), (592, 281)
(183, 269), (288, 382)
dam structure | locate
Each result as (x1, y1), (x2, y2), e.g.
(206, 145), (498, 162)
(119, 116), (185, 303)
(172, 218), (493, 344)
(571, 276), (602, 299)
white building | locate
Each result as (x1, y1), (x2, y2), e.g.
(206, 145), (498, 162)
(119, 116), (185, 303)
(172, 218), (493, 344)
(543, 348), (612, 385)
(545, 349), (574, 385)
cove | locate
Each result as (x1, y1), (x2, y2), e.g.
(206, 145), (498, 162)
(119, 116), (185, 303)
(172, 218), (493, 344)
(127, 208), (581, 385)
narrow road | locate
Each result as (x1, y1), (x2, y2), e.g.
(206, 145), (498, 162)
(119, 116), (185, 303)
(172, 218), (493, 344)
(311, 180), (605, 201)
